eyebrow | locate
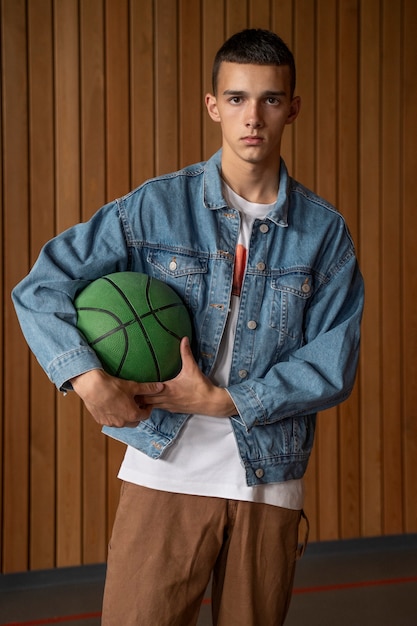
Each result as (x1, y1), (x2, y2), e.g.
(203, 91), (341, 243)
(222, 89), (287, 97)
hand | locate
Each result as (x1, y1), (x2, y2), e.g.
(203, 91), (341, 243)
(70, 369), (163, 428)
(145, 337), (237, 417)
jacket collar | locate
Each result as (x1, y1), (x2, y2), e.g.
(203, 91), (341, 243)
(203, 149), (289, 227)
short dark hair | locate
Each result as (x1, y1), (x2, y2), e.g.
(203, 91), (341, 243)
(212, 29), (296, 97)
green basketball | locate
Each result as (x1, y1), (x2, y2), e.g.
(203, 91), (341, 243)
(75, 272), (192, 382)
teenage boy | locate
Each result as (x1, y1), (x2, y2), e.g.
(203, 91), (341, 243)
(13, 29), (364, 626)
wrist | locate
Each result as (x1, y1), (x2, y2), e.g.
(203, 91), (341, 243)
(70, 368), (106, 395)
(213, 387), (237, 417)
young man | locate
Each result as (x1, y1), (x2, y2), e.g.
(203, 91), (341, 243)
(12, 29), (364, 625)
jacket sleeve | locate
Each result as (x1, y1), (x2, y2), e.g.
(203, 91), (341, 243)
(226, 253), (364, 430)
(11, 200), (129, 390)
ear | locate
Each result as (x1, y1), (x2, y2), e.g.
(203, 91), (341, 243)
(205, 93), (221, 123)
(286, 96), (301, 125)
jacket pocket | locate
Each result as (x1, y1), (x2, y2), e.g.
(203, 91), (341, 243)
(146, 249), (208, 314)
(269, 271), (314, 345)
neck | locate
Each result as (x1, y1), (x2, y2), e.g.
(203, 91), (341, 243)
(220, 151), (280, 204)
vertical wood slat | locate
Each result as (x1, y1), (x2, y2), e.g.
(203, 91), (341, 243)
(1, 0), (30, 572)
(130, 0), (155, 187)
(337, 0), (361, 539)
(202, 0), (224, 160)
(0, 0), (3, 575)
(225, 0), (248, 37)
(402, 0), (417, 533)
(334, 0), (362, 526)
(293, 0), (318, 540)
(155, 0), (179, 174)
(80, 0), (107, 564)
(2, 0), (417, 574)
(380, 0), (404, 535)
(105, 0), (130, 200)
(272, 0), (294, 171)
(27, 0), (57, 570)
(248, 0), (271, 29)
(315, 0), (340, 541)
(293, 0), (315, 189)
(104, 0), (131, 532)
(179, 0), (203, 168)
(359, 0), (383, 537)
(54, 0), (82, 567)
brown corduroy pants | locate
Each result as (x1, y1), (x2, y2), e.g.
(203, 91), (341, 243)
(102, 482), (305, 626)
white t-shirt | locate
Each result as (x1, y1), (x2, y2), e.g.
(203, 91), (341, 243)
(118, 184), (303, 510)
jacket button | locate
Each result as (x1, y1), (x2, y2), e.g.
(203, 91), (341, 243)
(238, 369), (248, 379)
(259, 224), (269, 233)
(169, 261), (177, 271)
(256, 262), (266, 271)
(247, 320), (257, 330)
(255, 468), (264, 478)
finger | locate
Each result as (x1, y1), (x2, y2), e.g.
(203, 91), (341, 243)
(133, 381), (164, 395)
(124, 419), (144, 428)
(134, 395), (158, 410)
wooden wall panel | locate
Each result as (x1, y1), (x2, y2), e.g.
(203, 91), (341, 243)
(80, 0), (108, 564)
(337, 0), (361, 540)
(202, 0), (224, 159)
(293, 0), (318, 538)
(249, 0), (271, 29)
(272, 0), (295, 171)
(104, 0), (132, 534)
(226, 0), (247, 36)
(0, 0), (3, 579)
(155, 0), (179, 174)
(380, 0), (403, 536)
(179, 0), (203, 167)
(403, 0), (417, 533)
(130, 0), (155, 186)
(359, 0), (383, 538)
(2, 0), (30, 574)
(315, 0), (340, 541)
(1, 0), (417, 573)
(27, 0), (56, 570)
(54, 0), (83, 567)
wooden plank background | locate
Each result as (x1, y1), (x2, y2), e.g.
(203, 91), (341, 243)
(1, 0), (416, 573)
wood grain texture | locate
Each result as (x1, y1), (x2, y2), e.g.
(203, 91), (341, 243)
(359, 0), (383, 537)
(2, 0), (30, 573)
(402, 0), (417, 533)
(28, 0), (58, 571)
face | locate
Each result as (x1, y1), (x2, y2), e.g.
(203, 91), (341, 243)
(205, 62), (300, 169)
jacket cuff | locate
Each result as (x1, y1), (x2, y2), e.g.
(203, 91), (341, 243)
(48, 347), (104, 391)
(226, 383), (266, 431)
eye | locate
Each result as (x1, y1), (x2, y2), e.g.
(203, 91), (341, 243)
(229, 96), (243, 104)
(266, 96), (280, 105)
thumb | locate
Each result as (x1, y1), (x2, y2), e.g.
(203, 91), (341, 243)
(179, 336), (195, 367)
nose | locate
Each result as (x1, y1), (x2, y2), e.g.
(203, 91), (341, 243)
(246, 101), (263, 129)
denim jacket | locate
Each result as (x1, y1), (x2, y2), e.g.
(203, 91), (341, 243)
(12, 150), (364, 486)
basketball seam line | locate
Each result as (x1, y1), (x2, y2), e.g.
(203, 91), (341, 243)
(104, 276), (161, 379)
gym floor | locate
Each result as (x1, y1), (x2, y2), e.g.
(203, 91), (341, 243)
(1, 534), (417, 625)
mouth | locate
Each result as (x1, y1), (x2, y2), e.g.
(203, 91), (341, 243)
(241, 135), (264, 146)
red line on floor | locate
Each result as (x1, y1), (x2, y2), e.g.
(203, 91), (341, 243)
(3, 576), (417, 625)
(292, 575), (417, 595)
